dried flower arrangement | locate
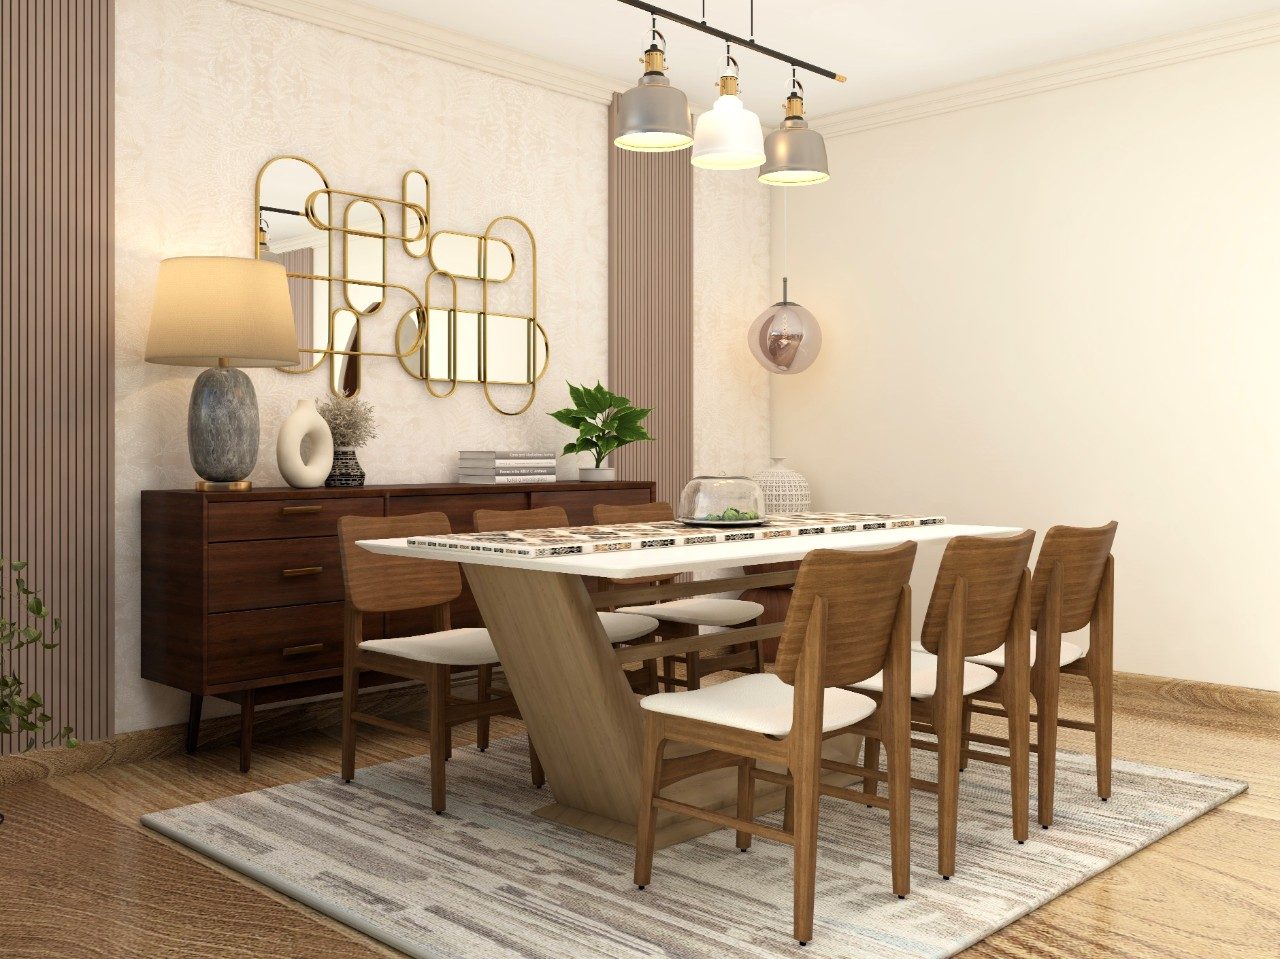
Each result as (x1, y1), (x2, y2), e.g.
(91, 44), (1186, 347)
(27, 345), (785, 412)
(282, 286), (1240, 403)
(316, 396), (378, 449)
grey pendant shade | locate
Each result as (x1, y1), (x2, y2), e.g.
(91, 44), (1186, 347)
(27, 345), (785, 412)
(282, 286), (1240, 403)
(613, 36), (693, 153)
(759, 91), (829, 186)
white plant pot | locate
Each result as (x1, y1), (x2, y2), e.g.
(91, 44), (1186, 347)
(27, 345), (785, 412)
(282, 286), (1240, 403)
(579, 467), (616, 482)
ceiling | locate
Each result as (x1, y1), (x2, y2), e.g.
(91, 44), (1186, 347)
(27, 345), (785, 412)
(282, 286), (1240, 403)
(360, 0), (1280, 118)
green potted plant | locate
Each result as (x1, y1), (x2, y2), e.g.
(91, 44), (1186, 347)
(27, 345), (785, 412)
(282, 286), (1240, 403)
(550, 382), (653, 481)
(2, 556), (76, 824)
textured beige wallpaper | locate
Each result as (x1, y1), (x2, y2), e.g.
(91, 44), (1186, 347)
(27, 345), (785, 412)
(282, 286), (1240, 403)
(114, 0), (770, 732)
(693, 167), (773, 477)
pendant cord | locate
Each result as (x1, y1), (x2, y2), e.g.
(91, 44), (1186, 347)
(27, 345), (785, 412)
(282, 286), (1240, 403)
(782, 190), (789, 302)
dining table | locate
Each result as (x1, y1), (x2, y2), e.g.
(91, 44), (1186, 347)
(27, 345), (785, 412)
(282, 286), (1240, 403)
(360, 520), (1020, 849)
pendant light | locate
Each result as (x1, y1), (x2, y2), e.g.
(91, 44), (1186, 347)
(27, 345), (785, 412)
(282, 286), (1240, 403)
(759, 74), (830, 186)
(749, 191), (822, 373)
(691, 49), (765, 171)
(614, 18), (693, 153)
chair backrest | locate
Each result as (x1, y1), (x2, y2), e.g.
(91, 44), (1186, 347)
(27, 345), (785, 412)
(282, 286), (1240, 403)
(774, 543), (917, 688)
(920, 531), (1035, 658)
(473, 505), (570, 533)
(1030, 522), (1118, 632)
(593, 501), (674, 524)
(337, 512), (462, 614)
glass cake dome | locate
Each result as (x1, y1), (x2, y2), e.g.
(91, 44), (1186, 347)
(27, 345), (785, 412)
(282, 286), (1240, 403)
(677, 475), (767, 527)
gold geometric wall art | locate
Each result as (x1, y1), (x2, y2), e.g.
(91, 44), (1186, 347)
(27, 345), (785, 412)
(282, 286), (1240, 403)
(254, 155), (547, 414)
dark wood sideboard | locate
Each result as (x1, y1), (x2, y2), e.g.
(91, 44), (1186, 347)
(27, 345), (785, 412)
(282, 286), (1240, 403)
(141, 481), (656, 771)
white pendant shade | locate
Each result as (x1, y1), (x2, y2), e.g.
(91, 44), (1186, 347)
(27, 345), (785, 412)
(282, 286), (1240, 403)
(691, 94), (765, 171)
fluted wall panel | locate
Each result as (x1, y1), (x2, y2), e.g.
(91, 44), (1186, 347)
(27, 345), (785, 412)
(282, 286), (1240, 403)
(1, 0), (114, 752)
(607, 95), (694, 506)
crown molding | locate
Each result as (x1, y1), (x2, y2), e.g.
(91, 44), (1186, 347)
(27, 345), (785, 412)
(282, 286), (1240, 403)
(229, 0), (628, 104)
(811, 11), (1280, 139)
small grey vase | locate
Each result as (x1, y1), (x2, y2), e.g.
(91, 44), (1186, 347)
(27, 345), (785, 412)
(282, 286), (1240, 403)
(326, 447), (366, 488)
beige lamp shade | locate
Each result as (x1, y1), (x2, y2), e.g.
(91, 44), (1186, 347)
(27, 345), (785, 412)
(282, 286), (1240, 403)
(145, 256), (299, 367)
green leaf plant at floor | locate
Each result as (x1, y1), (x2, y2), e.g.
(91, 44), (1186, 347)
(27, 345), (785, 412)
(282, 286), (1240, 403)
(550, 382), (655, 469)
(1, 555), (76, 759)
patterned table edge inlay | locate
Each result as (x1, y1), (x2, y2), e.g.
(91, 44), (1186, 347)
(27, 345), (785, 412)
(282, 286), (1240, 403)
(405, 512), (948, 557)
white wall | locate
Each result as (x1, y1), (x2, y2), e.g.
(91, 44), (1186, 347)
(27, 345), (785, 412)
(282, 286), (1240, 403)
(773, 41), (1280, 691)
(114, 0), (770, 733)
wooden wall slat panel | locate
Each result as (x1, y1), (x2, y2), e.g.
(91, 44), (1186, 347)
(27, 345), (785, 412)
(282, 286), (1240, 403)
(1, 0), (114, 753)
(607, 95), (694, 507)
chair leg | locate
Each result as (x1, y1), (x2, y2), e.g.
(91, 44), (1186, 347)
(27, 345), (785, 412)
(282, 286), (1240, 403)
(1093, 671), (1113, 800)
(476, 665), (491, 752)
(791, 757), (821, 946)
(1006, 687), (1030, 845)
(959, 702), (973, 772)
(783, 784), (795, 833)
(529, 737), (545, 788)
(736, 759), (756, 851)
(1036, 670), (1061, 828)
(634, 716), (665, 889)
(887, 723), (911, 898)
(862, 737), (881, 799)
(935, 700), (963, 879)
(686, 650), (703, 690)
(428, 664), (449, 814)
(643, 655), (660, 694)
(444, 669), (454, 762)
(661, 655), (680, 692)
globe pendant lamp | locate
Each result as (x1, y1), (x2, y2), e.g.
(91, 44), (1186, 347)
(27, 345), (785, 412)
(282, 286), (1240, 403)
(749, 277), (822, 374)
(614, 25), (693, 153)
(692, 54), (765, 171)
(759, 79), (830, 186)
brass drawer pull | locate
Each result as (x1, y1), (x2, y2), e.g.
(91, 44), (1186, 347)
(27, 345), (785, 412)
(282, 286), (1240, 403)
(283, 642), (324, 657)
(280, 505), (323, 515)
(282, 566), (323, 577)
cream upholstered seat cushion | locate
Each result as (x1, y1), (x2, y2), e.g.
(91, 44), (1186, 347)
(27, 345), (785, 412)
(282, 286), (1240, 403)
(965, 640), (1085, 669)
(850, 650), (998, 700)
(910, 638), (1086, 669)
(359, 628), (498, 667)
(600, 611), (659, 644)
(616, 597), (764, 628)
(640, 672), (876, 737)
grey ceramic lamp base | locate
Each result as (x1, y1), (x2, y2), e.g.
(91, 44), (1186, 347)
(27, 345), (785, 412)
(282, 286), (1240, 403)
(188, 366), (259, 490)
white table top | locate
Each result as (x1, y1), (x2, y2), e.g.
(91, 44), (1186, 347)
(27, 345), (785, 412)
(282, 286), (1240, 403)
(359, 523), (1023, 578)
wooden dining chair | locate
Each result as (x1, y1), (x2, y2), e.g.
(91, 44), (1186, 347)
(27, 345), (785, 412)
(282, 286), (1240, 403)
(593, 501), (765, 690)
(336, 512), (542, 814)
(962, 522), (1117, 828)
(472, 506), (663, 692)
(849, 530), (1034, 879)
(634, 543), (917, 945)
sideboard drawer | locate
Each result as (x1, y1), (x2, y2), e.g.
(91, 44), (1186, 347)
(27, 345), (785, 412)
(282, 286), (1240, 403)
(208, 538), (345, 612)
(532, 487), (652, 526)
(206, 602), (381, 685)
(388, 493), (526, 533)
(208, 496), (383, 542)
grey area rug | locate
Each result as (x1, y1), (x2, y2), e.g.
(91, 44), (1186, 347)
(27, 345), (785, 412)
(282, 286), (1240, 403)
(143, 737), (1244, 959)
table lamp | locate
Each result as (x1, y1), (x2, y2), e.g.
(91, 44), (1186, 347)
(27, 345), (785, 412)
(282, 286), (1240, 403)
(145, 256), (299, 491)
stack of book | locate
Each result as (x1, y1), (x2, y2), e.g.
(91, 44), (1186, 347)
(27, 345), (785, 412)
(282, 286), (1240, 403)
(458, 450), (557, 484)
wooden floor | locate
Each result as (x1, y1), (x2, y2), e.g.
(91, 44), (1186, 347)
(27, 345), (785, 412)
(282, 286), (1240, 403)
(3, 673), (1278, 958)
